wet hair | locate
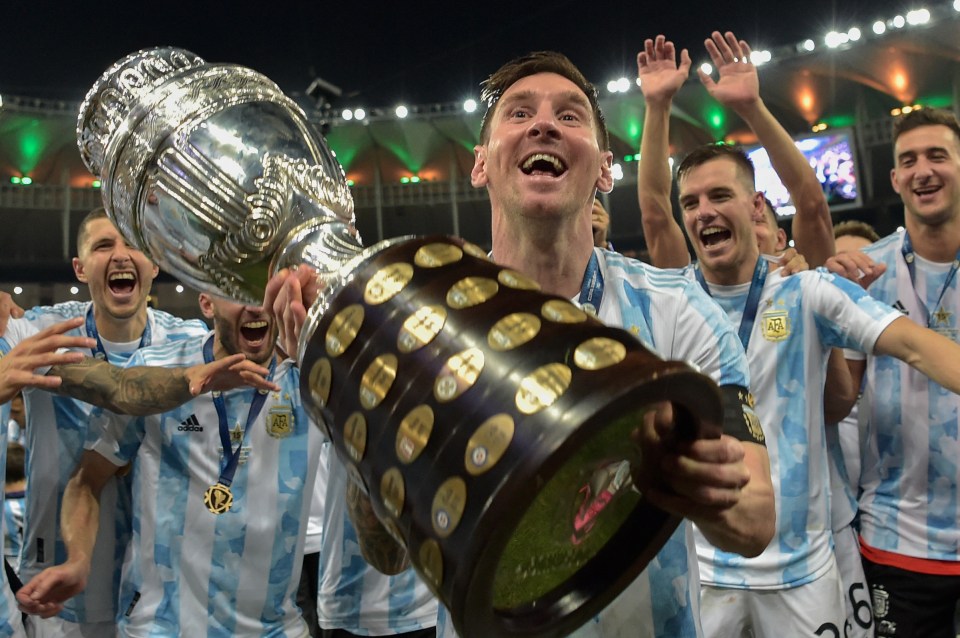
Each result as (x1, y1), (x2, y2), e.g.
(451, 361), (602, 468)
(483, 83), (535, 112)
(893, 108), (960, 147)
(833, 219), (880, 243)
(76, 207), (110, 255)
(677, 143), (756, 193)
(479, 51), (610, 150)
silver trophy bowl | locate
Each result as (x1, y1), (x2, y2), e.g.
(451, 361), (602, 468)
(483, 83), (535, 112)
(78, 46), (361, 304)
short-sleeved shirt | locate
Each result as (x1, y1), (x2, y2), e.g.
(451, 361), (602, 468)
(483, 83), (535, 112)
(4, 301), (207, 623)
(438, 249), (752, 638)
(0, 337), (21, 636)
(686, 263), (899, 589)
(88, 332), (322, 636)
(858, 230), (960, 562)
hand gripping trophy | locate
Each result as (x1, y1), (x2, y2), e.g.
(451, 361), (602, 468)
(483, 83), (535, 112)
(78, 48), (722, 637)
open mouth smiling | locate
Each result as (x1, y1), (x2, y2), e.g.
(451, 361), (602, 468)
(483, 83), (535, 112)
(108, 272), (137, 295)
(240, 320), (270, 345)
(700, 226), (732, 247)
(520, 153), (567, 177)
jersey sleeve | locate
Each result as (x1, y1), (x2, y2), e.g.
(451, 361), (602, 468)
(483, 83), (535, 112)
(808, 269), (900, 353)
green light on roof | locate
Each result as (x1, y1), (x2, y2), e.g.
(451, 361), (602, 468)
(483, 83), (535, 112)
(410, 176), (421, 183)
(20, 176), (32, 185)
(624, 154), (634, 162)
(821, 114), (856, 128)
(400, 176), (410, 184)
(627, 121), (641, 142)
(10, 177), (21, 184)
(708, 111), (725, 129)
(92, 179), (102, 188)
(346, 179), (355, 187)
(918, 94), (953, 109)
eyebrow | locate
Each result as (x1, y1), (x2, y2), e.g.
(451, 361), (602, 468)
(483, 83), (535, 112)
(498, 89), (592, 113)
(897, 145), (951, 162)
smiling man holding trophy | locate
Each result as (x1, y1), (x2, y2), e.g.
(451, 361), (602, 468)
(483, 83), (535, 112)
(19, 47), (770, 638)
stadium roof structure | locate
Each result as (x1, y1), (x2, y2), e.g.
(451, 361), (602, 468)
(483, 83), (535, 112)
(0, 6), (958, 277)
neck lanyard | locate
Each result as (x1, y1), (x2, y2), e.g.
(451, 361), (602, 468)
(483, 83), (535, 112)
(901, 231), (960, 328)
(695, 257), (768, 352)
(201, 335), (276, 514)
(578, 251), (605, 316)
(85, 305), (151, 360)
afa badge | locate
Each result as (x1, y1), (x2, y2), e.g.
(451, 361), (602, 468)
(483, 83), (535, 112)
(267, 404), (294, 439)
(740, 391), (765, 444)
(761, 311), (790, 342)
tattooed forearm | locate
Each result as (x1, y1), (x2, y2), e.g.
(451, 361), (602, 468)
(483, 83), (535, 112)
(345, 478), (410, 575)
(50, 358), (193, 416)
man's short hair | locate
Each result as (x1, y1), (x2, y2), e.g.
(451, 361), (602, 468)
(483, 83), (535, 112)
(833, 219), (880, 243)
(6, 442), (24, 484)
(677, 143), (757, 193)
(893, 108), (960, 147)
(762, 197), (779, 228)
(76, 207), (110, 256)
(479, 51), (610, 151)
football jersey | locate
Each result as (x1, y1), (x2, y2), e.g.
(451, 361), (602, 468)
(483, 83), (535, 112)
(689, 264), (899, 589)
(318, 453), (439, 634)
(858, 230), (960, 561)
(436, 249), (752, 638)
(88, 333), (321, 636)
(4, 301), (207, 623)
(0, 337), (21, 636)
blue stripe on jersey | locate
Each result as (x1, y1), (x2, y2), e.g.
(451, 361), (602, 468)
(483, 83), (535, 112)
(649, 527), (699, 637)
(0, 338), (17, 636)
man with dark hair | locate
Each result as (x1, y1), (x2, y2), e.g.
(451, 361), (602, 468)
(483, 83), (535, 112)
(0, 208), (209, 637)
(833, 219), (881, 246)
(640, 32), (960, 638)
(827, 107), (960, 637)
(268, 48), (776, 638)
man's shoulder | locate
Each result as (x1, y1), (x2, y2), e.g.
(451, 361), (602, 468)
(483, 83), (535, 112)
(22, 300), (89, 323)
(862, 231), (902, 259)
(148, 308), (208, 338)
(603, 252), (697, 293)
(130, 331), (210, 367)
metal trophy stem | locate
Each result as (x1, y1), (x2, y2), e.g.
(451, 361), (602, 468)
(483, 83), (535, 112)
(79, 48), (723, 638)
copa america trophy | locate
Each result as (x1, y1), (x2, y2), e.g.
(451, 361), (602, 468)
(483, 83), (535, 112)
(79, 48), (723, 637)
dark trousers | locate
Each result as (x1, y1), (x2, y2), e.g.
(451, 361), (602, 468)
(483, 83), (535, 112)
(297, 552), (321, 637)
(863, 554), (960, 638)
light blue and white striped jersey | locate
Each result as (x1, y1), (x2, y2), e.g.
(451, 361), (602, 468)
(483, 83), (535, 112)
(858, 230), (960, 561)
(3, 301), (207, 623)
(825, 408), (859, 532)
(88, 332), (322, 637)
(0, 337), (21, 636)
(436, 248), (751, 638)
(688, 264), (899, 589)
(3, 491), (24, 573)
(318, 453), (438, 634)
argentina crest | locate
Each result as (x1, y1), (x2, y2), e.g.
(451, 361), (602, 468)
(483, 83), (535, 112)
(267, 401), (294, 439)
(761, 309), (790, 342)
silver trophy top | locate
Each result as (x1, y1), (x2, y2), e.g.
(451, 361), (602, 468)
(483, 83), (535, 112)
(78, 47), (360, 303)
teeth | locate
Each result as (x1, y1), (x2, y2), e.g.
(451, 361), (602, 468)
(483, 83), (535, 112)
(243, 320), (268, 329)
(702, 227), (726, 236)
(522, 153), (564, 172)
(109, 272), (135, 281)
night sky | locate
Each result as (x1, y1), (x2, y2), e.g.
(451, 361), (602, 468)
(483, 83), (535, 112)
(1, 0), (915, 106)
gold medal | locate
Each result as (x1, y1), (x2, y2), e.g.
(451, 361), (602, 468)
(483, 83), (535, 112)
(204, 483), (233, 514)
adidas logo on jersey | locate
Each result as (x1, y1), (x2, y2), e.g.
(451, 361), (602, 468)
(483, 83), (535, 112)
(893, 300), (909, 316)
(178, 414), (203, 432)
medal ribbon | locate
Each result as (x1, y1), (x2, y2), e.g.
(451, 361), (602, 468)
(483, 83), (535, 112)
(901, 231), (960, 328)
(202, 336), (276, 490)
(85, 304), (152, 360)
(578, 250), (605, 313)
(695, 256), (768, 352)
